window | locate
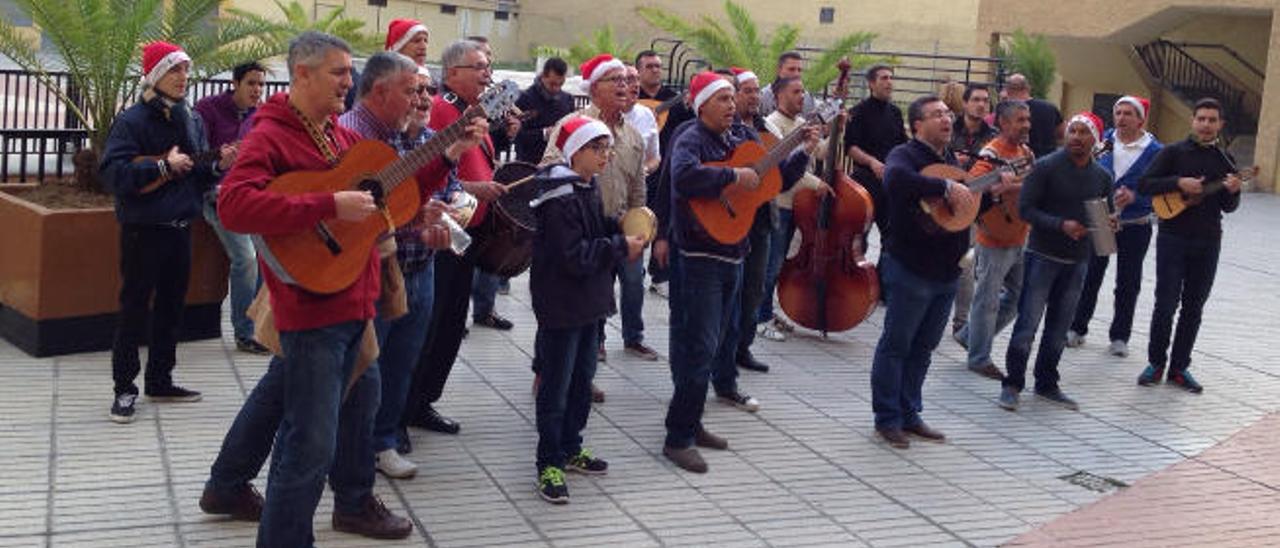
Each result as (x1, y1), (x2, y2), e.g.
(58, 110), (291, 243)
(495, 10), (509, 20)
(819, 7), (834, 24)
(367, 0), (387, 6)
(440, 4), (457, 14)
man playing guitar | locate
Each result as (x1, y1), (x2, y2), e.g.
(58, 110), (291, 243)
(1136, 98), (1244, 393)
(954, 100), (1034, 380)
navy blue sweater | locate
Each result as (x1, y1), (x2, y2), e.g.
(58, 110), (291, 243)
(99, 96), (217, 224)
(1137, 136), (1241, 239)
(1020, 149), (1113, 263)
(667, 120), (809, 260)
(882, 139), (970, 282)
(530, 165), (626, 329)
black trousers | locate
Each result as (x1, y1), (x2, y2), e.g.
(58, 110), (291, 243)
(735, 215), (773, 357)
(1148, 232), (1220, 373)
(1070, 223), (1152, 342)
(403, 249), (475, 416)
(112, 223), (192, 396)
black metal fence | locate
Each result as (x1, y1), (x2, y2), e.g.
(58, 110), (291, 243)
(1134, 40), (1257, 140)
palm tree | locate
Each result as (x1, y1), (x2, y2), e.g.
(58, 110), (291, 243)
(636, 0), (883, 91)
(0, 0), (278, 191)
(998, 30), (1057, 99)
(229, 0), (383, 56)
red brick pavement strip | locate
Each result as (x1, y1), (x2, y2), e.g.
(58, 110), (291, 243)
(1007, 413), (1280, 548)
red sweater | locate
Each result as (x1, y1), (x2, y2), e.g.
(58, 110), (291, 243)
(430, 92), (494, 226)
(217, 93), (380, 331)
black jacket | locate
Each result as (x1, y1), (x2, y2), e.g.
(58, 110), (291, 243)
(881, 139), (970, 282)
(514, 80), (576, 163)
(530, 165), (626, 329)
(1137, 136), (1241, 239)
(99, 93), (217, 224)
(1020, 149), (1113, 263)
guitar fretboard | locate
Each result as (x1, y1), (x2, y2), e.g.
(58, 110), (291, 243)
(374, 108), (477, 192)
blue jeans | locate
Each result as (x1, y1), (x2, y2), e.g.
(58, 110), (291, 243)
(471, 270), (501, 320)
(205, 321), (380, 548)
(664, 253), (743, 448)
(758, 208), (796, 323)
(1071, 223), (1152, 342)
(373, 260), (435, 452)
(204, 192), (258, 342)
(601, 257), (646, 346)
(1148, 232), (1219, 372)
(870, 254), (956, 430)
(535, 323), (598, 471)
(735, 217), (773, 356)
(1003, 252), (1088, 392)
(958, 244), (1024, 368)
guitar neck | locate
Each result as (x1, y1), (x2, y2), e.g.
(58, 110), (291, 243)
(653, 95), (683, 114)
(753, 122), (810, 174)
(966, 166), (1008, 194)
(376, 109), (476, 191)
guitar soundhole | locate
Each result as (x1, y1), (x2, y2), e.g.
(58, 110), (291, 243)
(358, 178), (385, 207)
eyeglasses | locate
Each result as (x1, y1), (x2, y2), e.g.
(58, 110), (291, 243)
(595, 75), (630, 87)
(452, 63), (491, 72)
(415, 85), (437, 95)
(924, 109), (955, 121)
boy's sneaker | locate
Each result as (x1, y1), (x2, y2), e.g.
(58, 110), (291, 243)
(1065, 330), (1086, 348)
(375, 449), (418, 479)
(145, 384), (202, 403)
(1168, 370), (1204, 394)
(565, 449), (608, 475)
(1035, 388), (1080, 410)
(109, 394), (137, 424)
(716, 390), (760, 413)
(1137, 364), (1164, 386)
(537, 466), (569, 504)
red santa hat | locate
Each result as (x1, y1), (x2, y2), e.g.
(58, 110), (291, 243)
(689, 71), (734, 113)
(141, 41), (190, 89)
(556, 116), (614, 160)
(1114, 95), (1150, 119)
(1068, 111), (1104, 143)
(385, 19), (429, 54)
(578, 53), (626, 93)
(730, 67), (758, 85)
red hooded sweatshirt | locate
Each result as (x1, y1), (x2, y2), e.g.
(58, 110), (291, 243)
(217, 93), (379, 331)
(431, 90), (494, 226)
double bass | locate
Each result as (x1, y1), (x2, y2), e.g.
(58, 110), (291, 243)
(777, 59), (880, 335)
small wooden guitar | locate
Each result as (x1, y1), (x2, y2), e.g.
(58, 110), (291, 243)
(256, 80), (521, 294)
(917, 156), (1033, 233)
(1152, 166), (1255, 220)
(688, 102), (838, 244)
(974, 151), (1035, 241)
(133, 148), (223, 194)
(637, 95), (684, 131)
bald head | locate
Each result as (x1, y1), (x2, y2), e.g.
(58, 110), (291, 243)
(1005, 73), (1030, 99)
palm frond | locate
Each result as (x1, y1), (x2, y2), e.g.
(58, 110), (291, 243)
(998, 30), (1056, 99)
(801, 32), (878, 92)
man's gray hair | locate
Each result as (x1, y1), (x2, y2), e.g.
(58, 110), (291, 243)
(995, 99), (1029, 126)
(357, 51), (418, 100)
(287, 31), (351, 80)
(441, 39), (484, 69)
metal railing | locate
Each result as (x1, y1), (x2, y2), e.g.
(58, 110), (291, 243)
(1134, 40), (1257, 138)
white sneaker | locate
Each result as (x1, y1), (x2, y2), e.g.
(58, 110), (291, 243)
(1108, 340), (1129, 357)
(375, 449), (418, 479)
(758, 323), (787, 341)
(1065, 330), (1086, 348)
(649, 282), (669, 299)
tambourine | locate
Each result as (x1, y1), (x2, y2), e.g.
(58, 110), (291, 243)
(621, 206), (657, 244)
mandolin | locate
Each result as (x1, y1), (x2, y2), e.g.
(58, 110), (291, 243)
(133, 148), (224, 194)
(688, 102), (838, 245)
(916, 156), (1034, 233)
(1152, 166), (1255, 220)
(254, 80), (521, 294)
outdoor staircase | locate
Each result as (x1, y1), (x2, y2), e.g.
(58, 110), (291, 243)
(1134, 39), (1260, 153)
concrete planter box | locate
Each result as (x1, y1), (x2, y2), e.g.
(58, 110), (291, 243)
(0, 184), (228, 357)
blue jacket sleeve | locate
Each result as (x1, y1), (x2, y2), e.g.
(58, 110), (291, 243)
(542, 197), (626, 278)
(883, 146), (947, 202)
(670, 130), (736, 199)
(779, 149), (810, 192)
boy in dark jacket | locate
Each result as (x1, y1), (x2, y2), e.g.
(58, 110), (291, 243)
(531, 117), (645, 504)
(99, 41), (228, 423)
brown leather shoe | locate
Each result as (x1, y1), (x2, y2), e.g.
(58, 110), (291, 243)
(904, 422), (946, 443)
(332, 495), (413, 540)
(694, 428), (729, 450)
(876, 428), (910, 449)
(968, 363), (1005, 380)
(591, 383), (605, 403)
(663, 445), (708, 473)
(199, 483), (263, 521)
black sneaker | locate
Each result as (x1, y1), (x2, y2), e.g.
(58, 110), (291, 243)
(235, 338), (271, 355)
(1137, 364), (1164, 386)
(565, 449), (608, 475)
(1034, 388), (1079, 410)
(537, 466), (569, 504)
(1168, 370), (1203, 394)
(716, 390), (760, 413)
(145, 384), (202, 403)
(109, 394), (137, 424)
(474, 312), (513, 330)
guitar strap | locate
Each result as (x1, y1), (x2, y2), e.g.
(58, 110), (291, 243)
(289, 101), (340, 166)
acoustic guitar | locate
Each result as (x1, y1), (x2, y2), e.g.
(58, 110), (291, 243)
(688, 102), (838, 245)
(917, 156), (1033, 233)
(255, 80), (521, 294)
(973, 151), (1035, 241)
(1152, 166), (1255, 220)
(637, 95), (684, 131)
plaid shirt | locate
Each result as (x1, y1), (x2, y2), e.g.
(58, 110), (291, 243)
(389, 125), (460, 274)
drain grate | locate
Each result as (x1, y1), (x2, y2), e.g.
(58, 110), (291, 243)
(1059, 471), (1129, 493)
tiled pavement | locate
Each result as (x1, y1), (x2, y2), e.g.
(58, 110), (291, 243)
(2, 193), (1278, 547)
